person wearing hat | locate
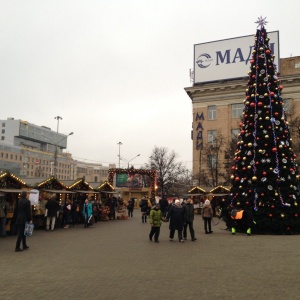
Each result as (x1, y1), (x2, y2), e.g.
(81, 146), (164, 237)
(139, 196), (150, 223)
(166, 199), (185, 242)
(202, 199), (213, 234)
(149, 203), (164, 243)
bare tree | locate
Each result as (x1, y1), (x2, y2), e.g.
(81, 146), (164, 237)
(200, 133), (226, 187)
(147, 146), (188, 197)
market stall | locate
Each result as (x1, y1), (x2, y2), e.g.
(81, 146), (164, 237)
(0, 171), (30, 234)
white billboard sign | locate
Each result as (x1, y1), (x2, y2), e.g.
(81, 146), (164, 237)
(194, 31), (279, 84)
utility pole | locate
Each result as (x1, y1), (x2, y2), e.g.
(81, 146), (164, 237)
(117, 142), (122, 169)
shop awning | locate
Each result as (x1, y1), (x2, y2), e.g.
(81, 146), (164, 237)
(72, 190), (99, 194)
(0, 189), (37, 193)
(40, 189), (76, 194)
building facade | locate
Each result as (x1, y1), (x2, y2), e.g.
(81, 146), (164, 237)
(185, 56), (300, 186)
(0, 118), (115, 181)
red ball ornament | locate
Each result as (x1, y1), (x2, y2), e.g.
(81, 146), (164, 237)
(274, 112), (279, 116)
(258, 102), (263, 106)
(231, 166), (235, 170)
(279, 85), (283, 90)
(270, 92), (275, 96)
(250, 103), (255, 107)
(295, 214), (298, 217)
(272, 148), (277, 152)
(269, 214), (273, 217)
(235, 177), (240, 182)
(261, 193), (264, 196)
(263, 172), (267, 176)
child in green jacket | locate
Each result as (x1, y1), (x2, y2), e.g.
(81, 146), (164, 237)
(149, 203), (164, 243)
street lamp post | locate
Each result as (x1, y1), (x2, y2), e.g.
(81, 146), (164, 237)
(53, 132), (74, 177)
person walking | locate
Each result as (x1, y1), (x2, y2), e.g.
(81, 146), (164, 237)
(139, 197), (150, 223)
(82, 198), (93, 228)
(93, 199), (101, 223)
(149, 203), (164, 243)
(15, 191), (32, 252)
(127, 198), (134, 217)
(63, 199), (72, 229)
(159, 197), (169, 218)
(0, 193), (7, 238)
(166, 199), (185, 243)
(202, 199), (213, 234)
(182, 197), (197, 241)
(45, 194), (60, 231)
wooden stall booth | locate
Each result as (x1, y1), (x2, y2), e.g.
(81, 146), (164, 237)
(206, 186), (231, 217)
(68, 178), (100, 223)
(94, 181), (116, 221)
(0, 171), (30, 234)
(36, 176), (75, 228)
(187, 186), (207, 214)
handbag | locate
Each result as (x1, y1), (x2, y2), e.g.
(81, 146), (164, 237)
(88, 215), (94, 226)
(24, 222), (34, 237)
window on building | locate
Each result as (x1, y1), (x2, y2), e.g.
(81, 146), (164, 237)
(208, 106), (217, 120)
(1, 136), (4, 141)
(1, 129), (5, 134)
(207, 154), (217, 168)
(283, 99), (291, 114)
(5, 153), (8, 159)
(2, 123), (5, 127)
(10, 154), (13, 159)
(232, 103), (244, 118)
(208, 130), (217, 146)
(231, 129), (240, 139)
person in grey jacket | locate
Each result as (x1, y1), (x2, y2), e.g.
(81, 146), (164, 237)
(182, 198), (197, 241)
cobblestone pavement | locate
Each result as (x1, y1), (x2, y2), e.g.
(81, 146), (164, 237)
(1, 211), (300, 300)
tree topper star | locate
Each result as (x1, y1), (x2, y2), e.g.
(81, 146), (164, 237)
(255, 16), (268, 28)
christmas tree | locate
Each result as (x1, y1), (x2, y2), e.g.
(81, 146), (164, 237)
(230, 17), (300, 234)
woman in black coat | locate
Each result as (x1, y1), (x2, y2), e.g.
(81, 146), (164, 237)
(166, 199), (185, 242)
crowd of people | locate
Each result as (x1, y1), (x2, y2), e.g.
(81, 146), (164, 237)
(0, 191), (228, 252)
(145, 196), (220, 243)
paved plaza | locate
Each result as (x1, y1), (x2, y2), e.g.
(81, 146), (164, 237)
(1, 210), (300, 300)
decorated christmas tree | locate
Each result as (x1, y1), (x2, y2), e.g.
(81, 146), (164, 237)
(230, 17), (300, 234)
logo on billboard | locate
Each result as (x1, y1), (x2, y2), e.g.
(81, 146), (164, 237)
(196, 53), (213, 68)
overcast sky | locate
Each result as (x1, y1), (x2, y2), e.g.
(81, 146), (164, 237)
(1, 0), (299, 171)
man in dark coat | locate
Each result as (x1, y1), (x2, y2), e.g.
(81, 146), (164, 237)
(0, 193), (7, 237)
(15, 191), (32, 252)
(166, 199), (185, 242)
(182, 198), (197, 241)
(139, 197), (149, 223)
(159, 197), (169, 218)
(45, 194), (60, 231)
